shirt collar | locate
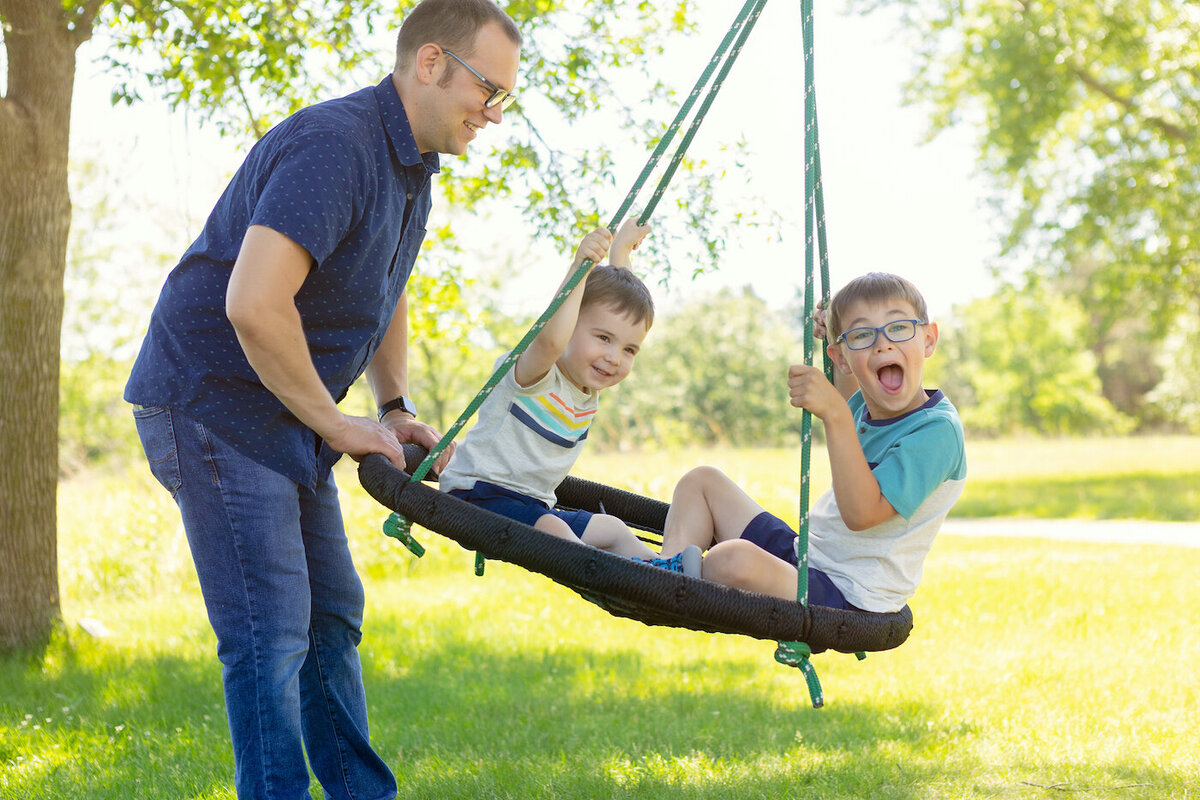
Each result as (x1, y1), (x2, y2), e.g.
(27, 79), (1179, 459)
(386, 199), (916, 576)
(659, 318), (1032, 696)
(374, 75), (441, 174)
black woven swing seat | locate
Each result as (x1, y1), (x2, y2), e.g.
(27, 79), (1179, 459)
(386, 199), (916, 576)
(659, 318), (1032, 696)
(358, 451), (912, 655)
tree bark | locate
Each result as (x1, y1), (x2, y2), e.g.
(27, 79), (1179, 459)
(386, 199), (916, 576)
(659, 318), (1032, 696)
(0, 0), (91, 650)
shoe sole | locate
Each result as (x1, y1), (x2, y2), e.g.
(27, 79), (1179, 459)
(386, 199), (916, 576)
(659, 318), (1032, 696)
(680, 544), (703, 579)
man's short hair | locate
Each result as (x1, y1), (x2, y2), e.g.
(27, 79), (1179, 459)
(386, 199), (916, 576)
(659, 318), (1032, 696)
(582, 266), (655, 329)
(827, 272), (928, 341)
(395, 0), (522, 72)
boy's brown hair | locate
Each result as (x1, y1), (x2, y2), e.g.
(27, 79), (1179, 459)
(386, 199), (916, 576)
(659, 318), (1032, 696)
(827, 272), (928, 341)
(581, 266), (655, 329)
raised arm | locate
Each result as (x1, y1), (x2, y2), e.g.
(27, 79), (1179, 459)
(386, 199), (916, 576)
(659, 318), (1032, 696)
(513, 227), (613, 386)
(608, 216), (653, 268)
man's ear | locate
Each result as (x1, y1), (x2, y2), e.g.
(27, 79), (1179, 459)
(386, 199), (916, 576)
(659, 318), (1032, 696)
(412, 43), (443, 86)
(923, 321), (939, 357)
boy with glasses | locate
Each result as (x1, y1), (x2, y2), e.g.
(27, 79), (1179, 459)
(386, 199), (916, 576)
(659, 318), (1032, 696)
(658, 272), (966, 612)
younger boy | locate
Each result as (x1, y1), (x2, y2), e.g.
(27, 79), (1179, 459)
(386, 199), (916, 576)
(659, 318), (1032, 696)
(439, 218), (702, 574)
(659, 271), (966, 611)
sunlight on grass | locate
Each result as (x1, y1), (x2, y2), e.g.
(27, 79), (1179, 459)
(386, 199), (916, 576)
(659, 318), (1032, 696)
(575, 436), (1200, 523)
(5, 438), (1197, 798)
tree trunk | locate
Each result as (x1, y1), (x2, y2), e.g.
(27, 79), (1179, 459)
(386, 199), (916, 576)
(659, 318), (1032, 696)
(0, 0), (89, 650)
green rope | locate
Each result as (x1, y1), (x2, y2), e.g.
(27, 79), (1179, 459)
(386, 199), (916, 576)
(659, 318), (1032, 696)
(775, 0), (834, 710)
(383, 0), (768, 556)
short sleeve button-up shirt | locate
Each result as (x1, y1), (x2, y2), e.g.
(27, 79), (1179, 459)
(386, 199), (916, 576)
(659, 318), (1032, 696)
(126, 76), (439, 488)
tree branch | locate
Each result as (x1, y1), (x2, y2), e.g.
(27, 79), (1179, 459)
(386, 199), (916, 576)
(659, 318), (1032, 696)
(69, 0), (105, 46)
(1071, 67), (1191, 142)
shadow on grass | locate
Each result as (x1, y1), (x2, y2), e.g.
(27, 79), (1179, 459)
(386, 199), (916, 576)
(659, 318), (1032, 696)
(363, 638), (933, 799)
(954, 471), (1200, 521)
(2, 617), (1187, 800)
(0, 633), (234, 800)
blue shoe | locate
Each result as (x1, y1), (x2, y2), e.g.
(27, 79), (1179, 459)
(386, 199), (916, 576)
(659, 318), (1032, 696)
(637, 545), (703, 578)
(640, 553), (685, 573)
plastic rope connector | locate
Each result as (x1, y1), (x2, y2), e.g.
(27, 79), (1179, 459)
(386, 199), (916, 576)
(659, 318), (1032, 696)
(775, 640), (825, 709)
(474, 552), (486, 576)
(382, 512), (425, 558)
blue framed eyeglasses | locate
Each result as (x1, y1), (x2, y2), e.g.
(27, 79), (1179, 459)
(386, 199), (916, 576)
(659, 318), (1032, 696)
(443, 49), (518, 111)
(835, 319), (926, 350)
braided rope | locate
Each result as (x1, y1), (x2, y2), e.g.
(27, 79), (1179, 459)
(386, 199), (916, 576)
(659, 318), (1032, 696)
(772, 0), (834, 709)
(385, 0), (770, 552)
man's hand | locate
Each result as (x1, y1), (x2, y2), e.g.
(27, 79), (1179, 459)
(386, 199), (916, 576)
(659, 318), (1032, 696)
(380, 412), (456, 474)
(323, 413), (410, 470)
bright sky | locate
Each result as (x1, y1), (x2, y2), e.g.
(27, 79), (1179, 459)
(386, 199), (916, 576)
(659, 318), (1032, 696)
(69, 2), (1001, 325)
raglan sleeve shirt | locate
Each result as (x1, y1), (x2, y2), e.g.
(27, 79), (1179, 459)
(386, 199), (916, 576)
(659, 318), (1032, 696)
(808, 390), (968, 612)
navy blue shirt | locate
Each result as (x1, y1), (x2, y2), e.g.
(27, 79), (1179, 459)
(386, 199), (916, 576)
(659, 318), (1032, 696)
(126, 76), (439, 488)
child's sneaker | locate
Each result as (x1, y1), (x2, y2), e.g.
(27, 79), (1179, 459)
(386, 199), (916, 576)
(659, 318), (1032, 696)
(636, 545), (703, 578)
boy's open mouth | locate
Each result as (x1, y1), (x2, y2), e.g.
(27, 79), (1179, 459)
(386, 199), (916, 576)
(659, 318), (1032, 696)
(877, 364), (904, 392)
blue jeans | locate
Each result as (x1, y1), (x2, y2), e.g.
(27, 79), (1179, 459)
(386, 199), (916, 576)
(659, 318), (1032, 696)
(133, 406), (396, 800)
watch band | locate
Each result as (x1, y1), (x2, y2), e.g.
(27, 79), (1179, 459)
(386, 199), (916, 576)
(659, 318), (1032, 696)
(377, 395), (417, 421)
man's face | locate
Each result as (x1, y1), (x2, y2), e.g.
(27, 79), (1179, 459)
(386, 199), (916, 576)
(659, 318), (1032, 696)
(417, 22), (520, 156)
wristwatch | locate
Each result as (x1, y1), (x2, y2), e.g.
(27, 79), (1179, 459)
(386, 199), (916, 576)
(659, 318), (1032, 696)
(377, 395), (418, 422)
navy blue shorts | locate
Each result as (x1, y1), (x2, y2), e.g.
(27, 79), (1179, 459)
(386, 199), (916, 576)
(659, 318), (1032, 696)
(449, 480), (594, 538)
(740, 511), (861, 611)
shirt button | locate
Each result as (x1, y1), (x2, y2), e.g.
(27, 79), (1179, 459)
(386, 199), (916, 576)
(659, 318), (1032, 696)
(406, 193), (413, 200)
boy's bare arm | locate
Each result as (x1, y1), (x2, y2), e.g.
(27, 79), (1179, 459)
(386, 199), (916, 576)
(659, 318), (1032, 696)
(514, 227), (612, 386)
(788, 364), (896, 530)
(608, 216), (652, 267)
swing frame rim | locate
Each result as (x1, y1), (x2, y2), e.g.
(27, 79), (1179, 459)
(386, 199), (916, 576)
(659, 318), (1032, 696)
(359, 451), (913, 655)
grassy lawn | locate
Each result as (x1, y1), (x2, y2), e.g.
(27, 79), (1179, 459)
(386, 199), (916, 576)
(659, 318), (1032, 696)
(3, 437), (1198, 798)
(575, 435), (1200, 522)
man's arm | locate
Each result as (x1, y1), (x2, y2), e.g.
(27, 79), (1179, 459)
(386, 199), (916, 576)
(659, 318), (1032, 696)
(365, 289), (454, 470)
(225, 224), (406, 468)
(787, 364), (895, 530)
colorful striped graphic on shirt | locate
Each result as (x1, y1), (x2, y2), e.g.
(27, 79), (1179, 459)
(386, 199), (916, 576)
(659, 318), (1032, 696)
(509, 391), (594, 448)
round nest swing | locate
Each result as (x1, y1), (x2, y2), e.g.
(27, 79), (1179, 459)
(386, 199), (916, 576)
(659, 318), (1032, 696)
(359, 447), (913, 656)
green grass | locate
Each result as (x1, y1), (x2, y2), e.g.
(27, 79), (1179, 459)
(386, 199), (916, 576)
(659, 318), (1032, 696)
(3, 437), (1199, 798)
(576, 434), (1200, 522)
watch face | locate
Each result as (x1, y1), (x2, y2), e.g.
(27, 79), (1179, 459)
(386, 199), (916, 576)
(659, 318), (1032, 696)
(380, 396), (417, 421)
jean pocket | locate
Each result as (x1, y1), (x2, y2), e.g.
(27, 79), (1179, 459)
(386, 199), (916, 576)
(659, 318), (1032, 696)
(132, 405), (183, 496)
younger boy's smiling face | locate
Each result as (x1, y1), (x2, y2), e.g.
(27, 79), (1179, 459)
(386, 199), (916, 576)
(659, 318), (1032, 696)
(828, 297), (939, 420)
(557, 303), (648, 393)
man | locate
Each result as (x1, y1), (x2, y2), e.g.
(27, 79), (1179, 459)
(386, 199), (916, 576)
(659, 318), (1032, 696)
(124, 1), (522, 797)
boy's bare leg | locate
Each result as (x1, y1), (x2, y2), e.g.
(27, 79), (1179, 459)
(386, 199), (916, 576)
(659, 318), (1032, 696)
(580, 514), (658, 558)
(535, 513), (585, 542)
(660, 466), (768, 557)
(701, 539), (799, 600)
